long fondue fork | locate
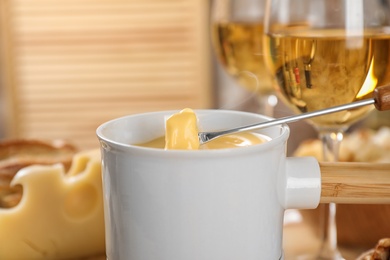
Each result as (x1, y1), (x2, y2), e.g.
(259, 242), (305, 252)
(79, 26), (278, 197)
(198, 85), (390, 144)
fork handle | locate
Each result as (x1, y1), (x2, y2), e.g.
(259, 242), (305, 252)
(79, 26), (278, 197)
(374, 84), (390, 111)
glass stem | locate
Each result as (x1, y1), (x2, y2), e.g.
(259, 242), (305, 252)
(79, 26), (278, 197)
(317, 129), (345, 260)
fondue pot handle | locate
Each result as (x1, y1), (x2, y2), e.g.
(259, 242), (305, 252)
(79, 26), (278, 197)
(320, 162), (390, 204)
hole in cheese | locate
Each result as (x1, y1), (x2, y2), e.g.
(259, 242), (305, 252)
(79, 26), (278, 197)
(63, 183), (98, 219)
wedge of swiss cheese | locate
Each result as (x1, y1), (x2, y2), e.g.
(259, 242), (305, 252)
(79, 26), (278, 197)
(0, 149), (105, 259)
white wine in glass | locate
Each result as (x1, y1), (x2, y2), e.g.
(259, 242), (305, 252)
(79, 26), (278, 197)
(264, 0), (390, 259)
(211, 0), (277, 116)
(265, 29), (390, 129)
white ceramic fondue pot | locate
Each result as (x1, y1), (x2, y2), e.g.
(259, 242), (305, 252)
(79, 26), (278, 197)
(96, 109), (389, 260)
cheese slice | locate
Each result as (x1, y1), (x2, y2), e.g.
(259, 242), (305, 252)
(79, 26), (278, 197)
(0, 149), (105, 259)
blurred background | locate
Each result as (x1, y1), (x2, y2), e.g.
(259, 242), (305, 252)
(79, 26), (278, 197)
(0, 0), (322, 152)
(1, 1), (389, 149)
(0, 0), (214, 149)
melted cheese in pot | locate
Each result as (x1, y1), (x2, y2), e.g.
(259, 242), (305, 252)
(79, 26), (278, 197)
(139, 108), (268, 149)
(202, 132), (267, 149)
(0, 150), (105, 259)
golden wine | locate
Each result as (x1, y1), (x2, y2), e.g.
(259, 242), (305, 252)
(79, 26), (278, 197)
(265, 28), (390, 128)
(212, 22), (274, 95)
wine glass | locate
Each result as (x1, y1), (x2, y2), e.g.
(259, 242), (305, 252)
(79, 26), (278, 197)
(210, 0), (277, 116)
(263, 0), (390, 259)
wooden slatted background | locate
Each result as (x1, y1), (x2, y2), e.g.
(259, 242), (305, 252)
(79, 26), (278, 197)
(0, 0), (214, 149)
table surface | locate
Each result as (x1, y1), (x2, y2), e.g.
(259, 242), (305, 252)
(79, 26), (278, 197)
(283, 210), (368, 260)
